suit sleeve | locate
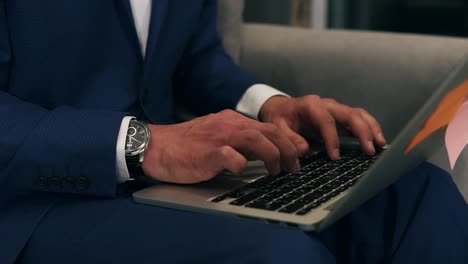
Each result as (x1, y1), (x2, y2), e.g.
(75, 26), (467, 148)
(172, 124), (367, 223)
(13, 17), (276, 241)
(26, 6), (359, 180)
(0, 1), (126, 198)
(173, 0), (260, 116)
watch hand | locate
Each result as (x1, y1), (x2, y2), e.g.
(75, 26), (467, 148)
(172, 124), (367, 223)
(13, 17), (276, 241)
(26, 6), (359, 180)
(131, 137), (143, 144)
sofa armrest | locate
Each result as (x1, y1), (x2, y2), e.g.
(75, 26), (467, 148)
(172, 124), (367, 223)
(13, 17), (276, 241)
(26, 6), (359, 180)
(240, 24), (468, 140)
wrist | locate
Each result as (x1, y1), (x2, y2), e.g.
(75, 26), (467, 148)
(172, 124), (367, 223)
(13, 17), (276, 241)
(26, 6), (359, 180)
(259, 95), (291, 122)
(125, 120), (151, 179)
(141, 123), (164, 177)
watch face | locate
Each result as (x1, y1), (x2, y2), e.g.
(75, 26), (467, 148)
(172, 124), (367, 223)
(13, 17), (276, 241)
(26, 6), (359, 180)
(126, 121), (149, 155)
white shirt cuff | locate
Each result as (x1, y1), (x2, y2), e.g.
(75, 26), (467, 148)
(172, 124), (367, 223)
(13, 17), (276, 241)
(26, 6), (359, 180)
(235, 84), (290, 120)
(116, 116), (135, 183)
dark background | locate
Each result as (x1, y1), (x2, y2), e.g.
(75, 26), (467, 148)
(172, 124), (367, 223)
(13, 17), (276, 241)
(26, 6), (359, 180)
(244, 0), (468, 37)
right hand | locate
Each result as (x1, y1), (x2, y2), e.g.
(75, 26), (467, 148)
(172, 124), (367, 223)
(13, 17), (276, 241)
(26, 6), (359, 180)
(141, 110), (300, 184)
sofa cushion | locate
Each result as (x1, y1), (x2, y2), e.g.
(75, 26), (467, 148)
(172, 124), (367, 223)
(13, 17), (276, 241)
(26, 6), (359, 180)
(217, 0), (244, 63)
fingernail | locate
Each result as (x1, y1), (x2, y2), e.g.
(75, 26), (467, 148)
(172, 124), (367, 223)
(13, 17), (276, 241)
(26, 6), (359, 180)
(378, 132), (387, 145)
(332, 148), (340, 160)
(294, 159), (300, 173)
(368, 141), (376, 154)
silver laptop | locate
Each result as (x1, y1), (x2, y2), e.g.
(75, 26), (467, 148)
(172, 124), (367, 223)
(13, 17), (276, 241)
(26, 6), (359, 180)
(133, 56), (468, 231)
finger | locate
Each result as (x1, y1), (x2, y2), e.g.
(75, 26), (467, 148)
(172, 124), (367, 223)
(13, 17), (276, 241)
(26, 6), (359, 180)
(204, 146), (248, 177)
(277, 120), (310, 156)
(328, 104), (375, 155)
(303, 103), (340, 160)
(228, 129), (282, 175)
(256, 123), (300, 173)
(232, 117), (300, 172)
(358, 109), (387, 147)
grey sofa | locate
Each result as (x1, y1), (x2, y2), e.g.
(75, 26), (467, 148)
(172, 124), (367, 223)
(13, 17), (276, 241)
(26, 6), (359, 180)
(217, 0), (468, 199)
(218, 0), (468, 141)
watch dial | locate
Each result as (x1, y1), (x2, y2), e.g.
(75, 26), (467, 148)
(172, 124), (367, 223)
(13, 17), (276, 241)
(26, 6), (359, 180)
(126, 122), (148, 153)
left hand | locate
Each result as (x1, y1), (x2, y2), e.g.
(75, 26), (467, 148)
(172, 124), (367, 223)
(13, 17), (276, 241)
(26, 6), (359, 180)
(259, 95), (387, 160)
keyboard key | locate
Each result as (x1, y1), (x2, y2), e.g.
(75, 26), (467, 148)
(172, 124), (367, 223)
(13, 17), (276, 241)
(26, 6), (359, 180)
(322, 173), (338, 181)
(261, 193), (277, 200)
(296, 202), (320, 215)
(211, 196), (226, 203)
(356, 155), (371, 162)
(328, 190), (341, 198)
(337, 185), (348, 192)
(297, 185), (314, 193)
(257, 186), (276, 193)
(269, 190), (286, 198)
(299, 156), (313, 166)
(317, 194), (332, 204)
(279, 202), (304, 213)
(274, 186), (294, 194)
(311, 177), (329, 186)
(245, 198), (270, 209)
(289, 188), (308, 196)
(295, 196), (315, 205)
(314, 168), (330, 175)
(224, 191), (245, 198)
(229, 190), (264, 206)
(353, 167), (368, 175)
(263, 202), (283, 211)
(273, 198), (293, 206)
(336, 177), (349, 184)
(360, 162), (372, 169)
(303, 192), (322, 201)
(306, 163), (321, 170)
(286, 191), (305, 199)
(326, 180), (341, 189)
(283, 182), (303, 189)
(335, 167), (351, 174)
(347, 159), (363, 166)
(300, 166), (315, 172)
(276, 194), (296, 203)
(321, 184), (336, 194)
(341, 173), (355, 180)
(220, 149), (385, 207)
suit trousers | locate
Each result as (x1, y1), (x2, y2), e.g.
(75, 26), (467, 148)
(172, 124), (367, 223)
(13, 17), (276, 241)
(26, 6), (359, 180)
(17, 163), (468, 264)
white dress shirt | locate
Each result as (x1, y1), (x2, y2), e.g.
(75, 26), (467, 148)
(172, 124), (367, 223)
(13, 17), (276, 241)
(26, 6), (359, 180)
(116, 1), (288, 182)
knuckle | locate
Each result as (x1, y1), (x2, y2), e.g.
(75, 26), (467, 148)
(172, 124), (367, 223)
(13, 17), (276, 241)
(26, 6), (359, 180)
(350, 108), (364, 118)
(218, 109), (238, 118)
(322, 97), (338, 106)
(218, 146), (233, 158)
(301, 95), (321, 107)
(321, 116), (336, 126)
(243, 130), (262, 142)
(304, 94), (321, 102)
(207, 113), (217, 119)
(239, 120), (251, 130)
(213, 119), (239, 131)
(354, 107), (366, 115)
(262, 123), (279, 135)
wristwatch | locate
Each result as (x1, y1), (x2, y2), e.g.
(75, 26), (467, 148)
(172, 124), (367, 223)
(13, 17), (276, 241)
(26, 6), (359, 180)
(125, 120), (151, 179)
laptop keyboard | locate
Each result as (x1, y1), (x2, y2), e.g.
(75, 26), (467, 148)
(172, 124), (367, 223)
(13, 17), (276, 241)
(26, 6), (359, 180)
(210, 150), (382, 215)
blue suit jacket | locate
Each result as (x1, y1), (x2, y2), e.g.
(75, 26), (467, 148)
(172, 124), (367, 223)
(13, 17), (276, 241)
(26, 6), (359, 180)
(0, 1), (258, 262)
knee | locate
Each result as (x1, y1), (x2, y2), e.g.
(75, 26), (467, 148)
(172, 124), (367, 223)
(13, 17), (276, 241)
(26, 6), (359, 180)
(238, 226), (335, 264)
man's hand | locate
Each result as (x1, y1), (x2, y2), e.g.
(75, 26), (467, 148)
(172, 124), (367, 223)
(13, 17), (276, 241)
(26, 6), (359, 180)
(142, 110), (300, 184)
(259, 95), (387, 160)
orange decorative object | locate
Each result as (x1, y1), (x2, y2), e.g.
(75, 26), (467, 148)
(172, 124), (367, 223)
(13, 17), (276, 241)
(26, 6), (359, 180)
(405, 80), (468, 154)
